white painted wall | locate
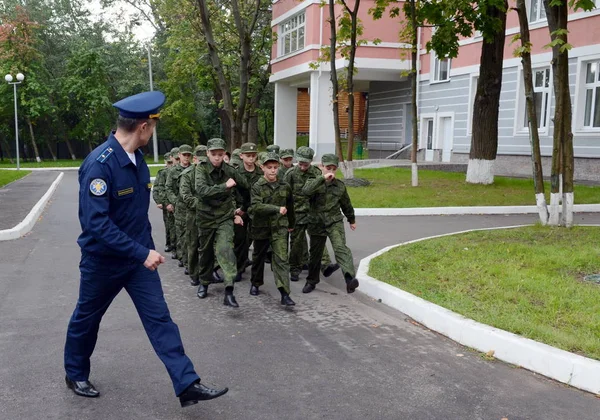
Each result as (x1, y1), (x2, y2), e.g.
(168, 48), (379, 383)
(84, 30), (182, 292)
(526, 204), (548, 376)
(273, 82), (298, 150)
(309, 71), (336, 159)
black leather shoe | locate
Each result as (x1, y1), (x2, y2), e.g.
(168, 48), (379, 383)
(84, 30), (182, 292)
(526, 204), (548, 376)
(184, 268), (189, 275)
(245, 259), (253, 269)
(190, 277), (200, 286)
(302, 283), (315, 294)
(290, 273), (299, 282)
(223, 294), (239, 308)
(302, 264), (309, 271)
(234, 272), (242, 282)
(281, 295), (296, 306)
(249, 285), (260, 296)
(197, 285), (208, 299)
(178, 260), (184, 267)
(346, 278), (359, 294)
(171, 252), (178, 259)
(323, 263), (340, 278)
(179, 381), (228, 408)
(212, 270), (224, 283)
(65, 376), (100, 398)
(165, 245), (172, 253)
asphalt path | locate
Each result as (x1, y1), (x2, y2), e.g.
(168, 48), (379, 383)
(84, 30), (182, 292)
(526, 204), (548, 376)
(0, 171), (598, 420)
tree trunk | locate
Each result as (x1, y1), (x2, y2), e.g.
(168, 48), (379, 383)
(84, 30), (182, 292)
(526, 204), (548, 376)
(1, 138), (12, 162)
(465, 3), (507, 184)
(64, 137), (76, 160)
(544, 0), (573, 227)
(515, 0), (548, 224)
(410, 0), (419, 187)
(26, 118), (42, 163)
(46, 141), (57, 162)
(329, 0), (344, 163)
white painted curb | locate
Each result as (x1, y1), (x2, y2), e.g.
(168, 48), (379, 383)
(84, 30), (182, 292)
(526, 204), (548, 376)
(355, 204), (600, 216)
(0, 172), (65, 241)
(356, 225), (600, 395)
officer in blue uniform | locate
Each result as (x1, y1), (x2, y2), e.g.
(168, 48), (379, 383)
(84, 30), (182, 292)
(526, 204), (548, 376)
(64, 91), (228, 408)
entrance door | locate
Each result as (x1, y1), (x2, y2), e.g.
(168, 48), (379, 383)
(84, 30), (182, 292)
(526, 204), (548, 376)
(441, 117), (453, 162)
(425, 118), (434, 161)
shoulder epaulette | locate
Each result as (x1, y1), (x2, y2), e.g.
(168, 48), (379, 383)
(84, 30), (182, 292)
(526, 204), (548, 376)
(96, 147), (114, 163)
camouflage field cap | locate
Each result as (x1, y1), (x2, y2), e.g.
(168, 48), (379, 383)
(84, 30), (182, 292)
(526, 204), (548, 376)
(207, 138), (226, 151)
(179, 144), (193, 154)
(170, 147), (180, 155)
(266, 144), (280, 153)
(232, 148), (241, 158)
(194, 145), (207, 156)
(260, 151), (280, 165)
(163, 152), (171, 160)
(321, 153), (339, 167)
(280, 148), (294, 159)
(240, 142), (258, 154)
(296, 146), (314, 163)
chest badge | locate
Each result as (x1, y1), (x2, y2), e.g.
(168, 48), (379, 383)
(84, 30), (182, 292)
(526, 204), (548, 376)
(90, 179), (107, 196)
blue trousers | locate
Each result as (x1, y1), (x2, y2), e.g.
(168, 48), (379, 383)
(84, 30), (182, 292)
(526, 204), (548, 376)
(64, 255), (200, 396)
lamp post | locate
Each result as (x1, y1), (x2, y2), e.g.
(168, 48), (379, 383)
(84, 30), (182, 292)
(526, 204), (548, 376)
(147, 44), (159, 163)
(4, 73), (25, 170)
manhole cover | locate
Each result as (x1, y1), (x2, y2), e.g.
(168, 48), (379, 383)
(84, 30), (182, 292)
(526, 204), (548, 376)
(583, 274), (600, 284)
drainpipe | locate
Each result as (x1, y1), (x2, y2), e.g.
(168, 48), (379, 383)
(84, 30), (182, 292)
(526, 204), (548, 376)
(416, 25), (422, 148)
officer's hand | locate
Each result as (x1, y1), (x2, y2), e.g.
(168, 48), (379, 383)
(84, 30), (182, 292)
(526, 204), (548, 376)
(167, 204), (174, 212)
(144, 250), (165, 271)
(324, 173), (335, 181)
(234, 215), (244, 226)
(226, 178), (237, 189)
(350, 223), (356, 231)
(157, 204), (163, 209)
(279, 207), (287, 215)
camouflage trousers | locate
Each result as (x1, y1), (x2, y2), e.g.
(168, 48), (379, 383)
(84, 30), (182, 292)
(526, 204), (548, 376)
(306, 221), (355, 286)
(167, 211), (176, 251)
(289, 224), (332, 276)
(186, 208), (199, 280)
(175, 206), (187, 263)
(198, 220), (237, 287)
(251, 229), (290, 294)
(233, 215), (251, 273)
(162, 208), (171, 248)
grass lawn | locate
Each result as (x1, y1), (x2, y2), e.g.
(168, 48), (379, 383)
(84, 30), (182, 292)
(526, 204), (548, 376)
(0, 156), (160, 169)
(369, 225), (600, 360)
(345, 167), (600, 207)
(0, 169), (31, 188)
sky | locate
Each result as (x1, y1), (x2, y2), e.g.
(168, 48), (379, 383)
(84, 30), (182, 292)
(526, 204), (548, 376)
(84, 0), (156, 42)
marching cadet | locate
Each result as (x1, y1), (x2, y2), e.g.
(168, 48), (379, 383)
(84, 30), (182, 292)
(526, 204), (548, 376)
(234, 142), (263, 280)
(230, 148), (242, 168)
(165, 147), (180, 258)
(64, 90), (227, 407)
(284, 146), (339, 282)
(266, 144), (280, 154)
(301, 153), (359, 294)
(166, 144), (193, 268)
(278, 148), (295, 179)
(194, 138), (250, 307)
(248, 152), (296, 306)
(153, 152), (173, 252)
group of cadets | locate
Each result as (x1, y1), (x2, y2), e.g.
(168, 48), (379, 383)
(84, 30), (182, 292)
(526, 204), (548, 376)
(152, 139), (359, 308)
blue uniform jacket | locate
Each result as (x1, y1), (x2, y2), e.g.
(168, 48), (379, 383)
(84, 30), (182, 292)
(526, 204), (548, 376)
(77, 133), (154, 263)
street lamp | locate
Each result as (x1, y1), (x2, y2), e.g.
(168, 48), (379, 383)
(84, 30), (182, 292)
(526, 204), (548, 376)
(147, 44), (159, 163)
(5, 73), (25, 170)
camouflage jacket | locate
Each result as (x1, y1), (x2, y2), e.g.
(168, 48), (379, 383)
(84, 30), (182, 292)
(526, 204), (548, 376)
(283, 164), (322, 225)
(179, 164), (197, 211)
(277, 165), (292, 180)
(249, 177), (295, 240)
(152, 168), (167, 204)
(236, 164), (263, 212)
(194, 161), (250, 228)
(302, 176), (355, 227)
(165, 163), (191, 207)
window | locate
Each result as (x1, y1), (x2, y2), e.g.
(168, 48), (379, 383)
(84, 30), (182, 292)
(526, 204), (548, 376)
(432, 55), (450, 82)
(523, 68), (551, 129)
(467, 75), (479, 135)
(279, 13), (305, 56)
(583, 61), (600, 128)
(529, 0), (546, 23)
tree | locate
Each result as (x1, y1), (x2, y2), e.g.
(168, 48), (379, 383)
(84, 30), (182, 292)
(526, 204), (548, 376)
(512, 0), (548, 224)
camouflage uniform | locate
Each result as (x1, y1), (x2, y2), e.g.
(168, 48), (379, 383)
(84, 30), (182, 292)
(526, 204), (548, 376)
(266, 144), (280, 154)
(234, 142), (263, 275)
(230, 148), (242, 168)
(302, 154), (357, 291)
(278, 148), (295, 179)
(195, 139), (250, 290)
(166, 144), (193, 263)
(284, 147), (333, 279)
(249, 152), (295, 295)
(164, 147), (179, 252)
(152, 152), (172, 249)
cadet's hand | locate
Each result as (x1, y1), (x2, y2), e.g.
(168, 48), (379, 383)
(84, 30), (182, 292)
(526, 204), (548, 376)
(226, 178), (237, 189)
(350, 223), (356, 231)
(279, 207), (287, 215)
(288, 228), (294, 233)
(234, 215), (244, 226)
(235, 208), (245, 216)
(167, 204), (174, 212)
(144, 250), (165, 271)
(157, 204), (163, 209)
(324, 173), (335, 181)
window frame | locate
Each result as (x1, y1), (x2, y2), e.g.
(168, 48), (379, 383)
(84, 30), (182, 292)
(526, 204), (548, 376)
(529, 0), (547, 24)
(467, 73), (479, 135)
(582, 61), (600, 128)
(514, 65), (553, 136)
(278, 12), (306, 57)
(430, 53), (451, 84)
(574, 55), (600, 134)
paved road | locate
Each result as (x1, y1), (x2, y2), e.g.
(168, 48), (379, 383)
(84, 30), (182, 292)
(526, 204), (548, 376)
(0, 172), (598, 420)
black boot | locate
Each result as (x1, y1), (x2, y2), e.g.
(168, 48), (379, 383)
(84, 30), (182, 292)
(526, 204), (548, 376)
(302, 282), (315, 294)
(178, 380), (228, 408)
(171, 252), (178, 259)
(223, 287), (239, 308)
(345, 277), (359, 294)
(249, 284), (260, 296)
(323, 263), (340, 278)
(190, 277), (200, 286)
(278, 287), (295, 306)
(290, 272), (299, 282)
(178, 260), (184, 268)
(197, 284), (208, 299)
(184, 268), (189, 275)
(165, 245), (172, 253)
(212, 269), (224, 283)
(234, 272), (242, 282)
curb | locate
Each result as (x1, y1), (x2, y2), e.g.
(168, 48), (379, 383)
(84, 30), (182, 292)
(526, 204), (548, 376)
(355, 204), (600, 216)
(356, 225), (600, 395)
(0, 172), (65, 241)
(1, 163), (163, 171)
